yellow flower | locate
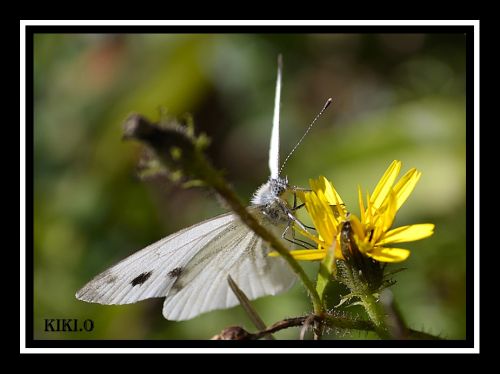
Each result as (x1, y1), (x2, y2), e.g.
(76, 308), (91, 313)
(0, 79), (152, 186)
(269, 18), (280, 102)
(288, 160), (435, 263)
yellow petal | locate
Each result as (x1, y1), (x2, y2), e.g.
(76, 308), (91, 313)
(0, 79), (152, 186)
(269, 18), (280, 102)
(287, 249), (327, 261)
(371, 160), (401, 209)
(306, 191), (337, 245)
(365, 191), (374, 226)
(296, 190), (309, 205)
(393, 168), (421, 210)
(295, 224), (322, 246)
(322, 177), (344, 205)
(333, 201), (348, 222)
(309, 177), (325, 195)
(310, 176), (344, 210)
(381, 190), (397, 232)
(377, 224), (435, 245)
(349, 215), (366, 241)
(371, 223), (384, 245)
(358, 185), (366, 223)
(366, 247), (410, 262)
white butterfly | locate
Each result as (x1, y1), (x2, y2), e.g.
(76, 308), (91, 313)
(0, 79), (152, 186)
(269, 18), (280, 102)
(76, 56), (300, 321)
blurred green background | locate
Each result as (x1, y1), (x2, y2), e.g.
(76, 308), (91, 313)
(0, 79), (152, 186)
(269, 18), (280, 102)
(33, 33), (466, 340)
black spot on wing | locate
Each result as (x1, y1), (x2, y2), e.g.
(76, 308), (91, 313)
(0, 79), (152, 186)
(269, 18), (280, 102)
(169, 268), (184, 293)
(130, 271), (152, 286)
(167, 267), (183, 278)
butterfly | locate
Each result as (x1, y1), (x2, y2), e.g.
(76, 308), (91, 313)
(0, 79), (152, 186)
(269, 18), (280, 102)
(76, 56), (301, 321)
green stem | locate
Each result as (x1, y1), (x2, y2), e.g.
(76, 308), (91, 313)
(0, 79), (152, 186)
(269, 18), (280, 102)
(322, 314), (374, 332)
(360, 293), (391, 339)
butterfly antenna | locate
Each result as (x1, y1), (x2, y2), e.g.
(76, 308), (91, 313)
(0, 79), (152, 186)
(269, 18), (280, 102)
(279, 98), (333, 175)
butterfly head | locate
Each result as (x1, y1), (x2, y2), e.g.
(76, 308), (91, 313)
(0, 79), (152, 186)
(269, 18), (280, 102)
(251, 175), (289, 206)
(270, 176), (289, 197)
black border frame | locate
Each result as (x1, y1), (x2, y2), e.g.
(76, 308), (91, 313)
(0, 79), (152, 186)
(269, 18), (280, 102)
(25, 24), (476, 349)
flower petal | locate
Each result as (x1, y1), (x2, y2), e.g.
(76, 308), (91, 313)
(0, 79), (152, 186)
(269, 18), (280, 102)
(381, 190), (397, 232)
(371, 160), (401, 209)
(358, 185), (365, 223)
(350, 215), (366, 241)
(366, 247), (411, 262)
(310, 176), (344, 205)
(393, 168), (421, 210)
(286, 249), (327, 261)
(309, 177), (326, 196)
(324, 178), (344, 206)
(377, 224), (435, 245)
(296, 190), (308, 205)
(306, 191), (338, 245)
(294, 224), (322, 246)
(365, 191), (374, 226)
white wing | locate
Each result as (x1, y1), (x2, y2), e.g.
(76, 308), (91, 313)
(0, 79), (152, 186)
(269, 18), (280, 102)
(76, 210), (296, 321)
(162, 220), (296, 321)
(76, 213), (236, 305)
(268, 54), (282, 179)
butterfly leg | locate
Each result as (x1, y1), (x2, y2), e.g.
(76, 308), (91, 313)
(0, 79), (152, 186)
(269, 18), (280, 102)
(291, 224), (315, 248)
(281, 223), (312, 249)
(291, 192), (316, 231)
(291, 192), (306, 211)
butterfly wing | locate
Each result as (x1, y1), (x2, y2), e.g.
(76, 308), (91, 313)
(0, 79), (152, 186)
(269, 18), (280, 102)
(268, 54), (282, 179)
(76, 209), (296, 321)
(75, 212), (237, 305)
(162, 214), (296, 320)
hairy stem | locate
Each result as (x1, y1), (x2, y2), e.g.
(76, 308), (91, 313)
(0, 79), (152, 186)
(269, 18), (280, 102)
(254, 314), (375, 339)
(360, 293), (391, 339)
(213, 312), (443, 340)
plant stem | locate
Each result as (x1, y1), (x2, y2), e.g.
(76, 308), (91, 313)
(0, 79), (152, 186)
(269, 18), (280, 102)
(227, 275), (274, 340)
(322, 314), (375, 331)
(360, 293), (391, 339)
(213, 312), (443, 340)
(255, 314), (375, 339)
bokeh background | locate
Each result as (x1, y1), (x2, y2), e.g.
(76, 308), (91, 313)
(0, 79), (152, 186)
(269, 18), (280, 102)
(33, 33), (466, 340)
